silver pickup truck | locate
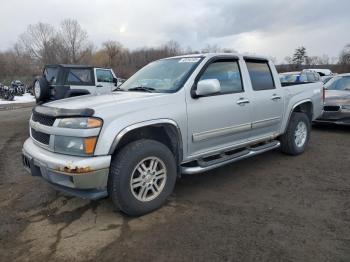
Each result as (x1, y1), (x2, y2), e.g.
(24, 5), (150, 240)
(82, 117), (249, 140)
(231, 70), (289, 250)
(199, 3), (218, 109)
(22, 53), (323, 216)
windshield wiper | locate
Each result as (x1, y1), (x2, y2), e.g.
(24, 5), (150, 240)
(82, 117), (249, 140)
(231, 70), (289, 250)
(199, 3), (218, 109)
(128, 86), (155, 93)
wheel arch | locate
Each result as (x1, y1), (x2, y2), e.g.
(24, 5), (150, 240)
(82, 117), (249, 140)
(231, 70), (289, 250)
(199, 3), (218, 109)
(283, 99), (313, 133)
(108, 119), (183, 166)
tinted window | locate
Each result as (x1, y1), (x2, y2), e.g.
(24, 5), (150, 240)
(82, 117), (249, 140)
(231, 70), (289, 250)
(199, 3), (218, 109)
(199, 61), (243, 94)
(66, 69), (93, 84)
(246, 61), (275, 91)
(327, 76), (350, 90)
(96, 69), (113, 83)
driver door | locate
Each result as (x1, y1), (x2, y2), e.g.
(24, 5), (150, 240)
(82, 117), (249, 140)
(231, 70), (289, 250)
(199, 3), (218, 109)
(186, 58), (253, 157)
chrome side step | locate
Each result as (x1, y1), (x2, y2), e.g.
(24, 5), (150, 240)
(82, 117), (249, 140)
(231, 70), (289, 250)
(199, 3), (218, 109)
(181, 140), (280, 174)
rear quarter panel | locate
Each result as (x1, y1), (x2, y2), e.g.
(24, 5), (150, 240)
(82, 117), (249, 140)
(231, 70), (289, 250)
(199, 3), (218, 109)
(280, 82), (323, 133)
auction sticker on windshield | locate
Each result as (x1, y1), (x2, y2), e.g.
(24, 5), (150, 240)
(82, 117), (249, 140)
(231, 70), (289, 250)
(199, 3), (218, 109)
(178, 58), (201, 63)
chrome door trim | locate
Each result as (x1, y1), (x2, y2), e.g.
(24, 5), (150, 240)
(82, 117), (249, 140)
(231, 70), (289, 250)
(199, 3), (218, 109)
(192, 123), (251, 142)
(251, 117), (280, 129)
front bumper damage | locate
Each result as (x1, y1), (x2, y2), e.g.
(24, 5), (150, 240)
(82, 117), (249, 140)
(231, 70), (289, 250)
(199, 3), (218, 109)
(22, 138), (111, 200)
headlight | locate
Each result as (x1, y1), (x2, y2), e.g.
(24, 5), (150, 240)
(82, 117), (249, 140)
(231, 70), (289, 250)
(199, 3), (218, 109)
(58, 117), (102, 129)
(54, 136), (97, 156)
(341, 105), (350, 110)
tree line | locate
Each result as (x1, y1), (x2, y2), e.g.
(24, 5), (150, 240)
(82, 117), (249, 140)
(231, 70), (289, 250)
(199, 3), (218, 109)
(0, 19), (350, 84)
(278, 45), (350, 73)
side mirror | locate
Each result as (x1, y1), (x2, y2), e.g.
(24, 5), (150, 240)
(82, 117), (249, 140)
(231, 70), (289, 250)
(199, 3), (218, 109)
(113, 77), (118, 85)
(195, 79), (221, 97)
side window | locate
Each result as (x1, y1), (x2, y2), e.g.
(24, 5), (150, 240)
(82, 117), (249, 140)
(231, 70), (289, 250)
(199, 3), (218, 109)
(246, 61), (275, 91)
(66, 68), (93, 85)
(333, 77), (350, 90)
(96, 69), (113, 83)
(199, 61), (243, 94)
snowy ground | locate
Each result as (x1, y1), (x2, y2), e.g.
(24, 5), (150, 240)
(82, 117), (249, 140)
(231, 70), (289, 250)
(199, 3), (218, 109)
(0, 93), (35, 104)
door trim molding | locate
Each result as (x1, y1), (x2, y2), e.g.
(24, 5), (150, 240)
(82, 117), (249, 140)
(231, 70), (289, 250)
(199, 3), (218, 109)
(192, 123), (251, 142)
(251, 117), (280, 129)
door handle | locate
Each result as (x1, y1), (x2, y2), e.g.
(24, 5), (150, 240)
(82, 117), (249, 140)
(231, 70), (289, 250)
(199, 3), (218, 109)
(96, 84), (103, 88)
(237, 98), (250, 105)
(271, 94), (282, 101)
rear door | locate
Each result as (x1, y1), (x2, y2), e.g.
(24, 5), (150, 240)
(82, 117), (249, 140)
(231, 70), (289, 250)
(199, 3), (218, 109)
(244, 58), (284, 140)
(94, 68), (116, 94)
(65, 67), (96, 95)
(186, 57), (253, 157)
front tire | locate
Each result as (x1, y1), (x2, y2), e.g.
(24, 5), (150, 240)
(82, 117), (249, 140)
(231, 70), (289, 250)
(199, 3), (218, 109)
(108, 139), (177, 216)
(280, 112), (311, 155)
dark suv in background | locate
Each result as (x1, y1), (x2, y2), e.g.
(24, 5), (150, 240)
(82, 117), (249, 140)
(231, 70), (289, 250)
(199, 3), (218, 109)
(33, 64), (119, 104)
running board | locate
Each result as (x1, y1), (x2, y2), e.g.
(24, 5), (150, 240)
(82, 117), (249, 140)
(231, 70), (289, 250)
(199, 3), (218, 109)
(181, 140), (281, 174)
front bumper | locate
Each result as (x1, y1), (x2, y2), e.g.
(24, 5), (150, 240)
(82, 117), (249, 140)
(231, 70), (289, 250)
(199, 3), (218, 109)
(22, 138), (111, 200)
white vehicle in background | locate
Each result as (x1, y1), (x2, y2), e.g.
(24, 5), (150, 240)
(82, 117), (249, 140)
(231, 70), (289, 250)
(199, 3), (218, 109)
(279, 69), (321, 85)
(309, 69), (333, 77)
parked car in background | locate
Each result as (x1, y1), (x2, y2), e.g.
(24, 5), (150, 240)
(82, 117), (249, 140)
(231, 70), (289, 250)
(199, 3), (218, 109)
(279, 69), (321, 85)
(11, 80), (25, 96)
(314, 73), (350, 125)
(321, 75), (335, 84)
(309, 68), (333, 77)
(23, 53), (323, 216)
(33, 64), (119, 104)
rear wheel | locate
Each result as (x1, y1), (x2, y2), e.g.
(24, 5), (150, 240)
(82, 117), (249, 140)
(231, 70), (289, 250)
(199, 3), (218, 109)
(108, 139), (177, 216)
(280, 112), (310, 155)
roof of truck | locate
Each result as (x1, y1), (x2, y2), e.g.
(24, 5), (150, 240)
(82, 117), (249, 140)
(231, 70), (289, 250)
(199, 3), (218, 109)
(163, 53), (270, 61)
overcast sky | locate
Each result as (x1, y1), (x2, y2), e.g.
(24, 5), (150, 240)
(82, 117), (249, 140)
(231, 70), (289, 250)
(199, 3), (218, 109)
(0, 0), (349, 62)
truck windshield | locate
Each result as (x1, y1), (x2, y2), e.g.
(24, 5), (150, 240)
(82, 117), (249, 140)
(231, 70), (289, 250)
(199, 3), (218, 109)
(119, 57), (203, 93)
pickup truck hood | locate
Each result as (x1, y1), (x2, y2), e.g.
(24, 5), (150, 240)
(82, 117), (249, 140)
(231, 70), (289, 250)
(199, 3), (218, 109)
(45, 92), (166, 110)
(325, 90), (350, 105)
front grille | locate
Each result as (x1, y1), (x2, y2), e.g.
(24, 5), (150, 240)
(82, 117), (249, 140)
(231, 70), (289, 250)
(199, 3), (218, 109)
(31, 128), (50, 145)
(324, 106), (340, 112)
(32, 112), (56, 126)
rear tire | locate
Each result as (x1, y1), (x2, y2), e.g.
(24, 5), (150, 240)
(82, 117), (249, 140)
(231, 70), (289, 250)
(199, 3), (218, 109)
(108, 139), (177, 216)
(34, 77), (50, 103)
(280, 112), (310, 155)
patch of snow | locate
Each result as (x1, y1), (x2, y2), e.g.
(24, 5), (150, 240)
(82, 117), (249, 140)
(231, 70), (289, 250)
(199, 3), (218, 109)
(0, 93), (35, 105)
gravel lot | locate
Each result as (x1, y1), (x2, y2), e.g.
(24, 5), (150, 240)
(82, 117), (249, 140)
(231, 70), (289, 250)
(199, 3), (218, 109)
(0, 107), (349, 262)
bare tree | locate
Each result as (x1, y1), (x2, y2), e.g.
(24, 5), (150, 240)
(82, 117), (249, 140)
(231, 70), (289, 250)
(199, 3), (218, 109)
(58, 19), (91, 63)
(18, 22), (57, 65)
(201, 44), (221, 53)
(163, 40), (182, 56)
(339, 44), (350, 64)
(102, 41), (123, 67)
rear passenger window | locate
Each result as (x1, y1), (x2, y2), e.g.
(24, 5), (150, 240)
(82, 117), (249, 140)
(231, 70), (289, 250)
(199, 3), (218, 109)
(199, 61), (243, 94)
(246, 61), (275, 91)
(66, 68), (93, 85)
